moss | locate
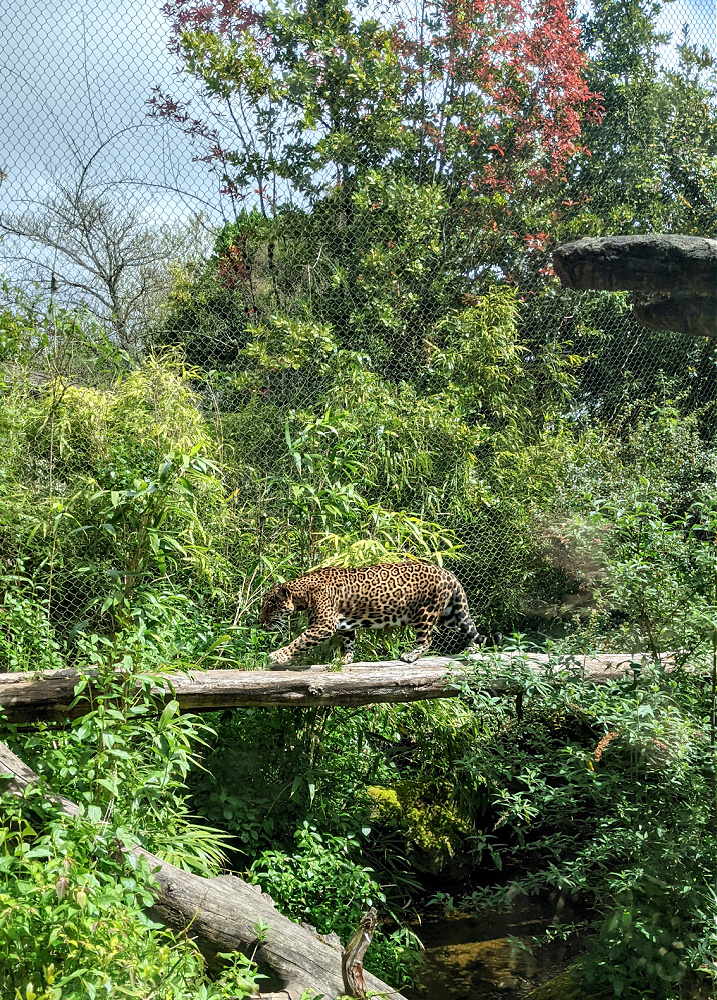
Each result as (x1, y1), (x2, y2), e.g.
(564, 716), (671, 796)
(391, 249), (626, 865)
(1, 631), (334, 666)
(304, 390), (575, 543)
(525, 965), (586, 1000)
(366, 780), (471, 869)
(367, 785), (402, 816)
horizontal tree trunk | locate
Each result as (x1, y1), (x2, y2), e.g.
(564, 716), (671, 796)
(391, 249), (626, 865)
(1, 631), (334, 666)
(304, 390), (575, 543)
(552, 235), (717, 337)
(631, 289), (717, 338)
(553, 235), (717, 294)
(0, 652), (665, 724)
(0, 739), (408, 1000)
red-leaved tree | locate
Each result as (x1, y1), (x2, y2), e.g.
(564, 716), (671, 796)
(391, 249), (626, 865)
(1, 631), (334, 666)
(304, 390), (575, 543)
(150, 0), (601, 215)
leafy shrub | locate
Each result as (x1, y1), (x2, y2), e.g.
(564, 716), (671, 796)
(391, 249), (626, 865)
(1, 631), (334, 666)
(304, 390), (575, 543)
(248, 822), (422, 987)
(0, 587), (64, 673)
(449, 652), (717, 998)
(0, 636), (268, 999)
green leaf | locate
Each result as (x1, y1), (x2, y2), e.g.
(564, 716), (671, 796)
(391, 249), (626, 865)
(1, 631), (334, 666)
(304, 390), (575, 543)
(158, 700), (180, 732)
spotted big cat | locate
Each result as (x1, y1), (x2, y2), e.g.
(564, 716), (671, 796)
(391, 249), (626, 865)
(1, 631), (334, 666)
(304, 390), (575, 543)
(259, 562), (485, 666)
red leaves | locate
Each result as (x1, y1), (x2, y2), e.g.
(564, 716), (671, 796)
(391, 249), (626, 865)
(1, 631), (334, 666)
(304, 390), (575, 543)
(424, 0), (602, 188)
(522, 231), (550, 252)
(147, 89), (188, 122)
(155, 0), (601, 212)
(217, 242), (251, 289)
(161, 0), (262, 50)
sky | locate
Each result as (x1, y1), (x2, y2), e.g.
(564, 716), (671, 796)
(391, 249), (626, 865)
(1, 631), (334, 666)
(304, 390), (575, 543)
(0, 0), (222, 225)
(657, 0), (717, 62)
(0, 0), (715, 243)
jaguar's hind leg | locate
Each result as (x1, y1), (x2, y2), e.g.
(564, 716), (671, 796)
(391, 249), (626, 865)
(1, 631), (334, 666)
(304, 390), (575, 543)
(340, 631), (355, 665)
(400, 618), (436, 663)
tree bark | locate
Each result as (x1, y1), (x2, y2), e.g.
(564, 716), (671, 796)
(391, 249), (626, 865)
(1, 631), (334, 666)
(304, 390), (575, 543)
(0, 652), (665, 724)
(0, 739), (407, 1000)
(342, 907), (378, 998)
(552, 235), (717, 338)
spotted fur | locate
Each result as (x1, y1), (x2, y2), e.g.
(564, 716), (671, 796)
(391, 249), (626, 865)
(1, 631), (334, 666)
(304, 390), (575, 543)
(260, 562), (484, 666)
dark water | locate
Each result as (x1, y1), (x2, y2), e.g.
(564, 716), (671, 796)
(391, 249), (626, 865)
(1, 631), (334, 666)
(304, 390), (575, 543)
(404, 896), (583, 1000)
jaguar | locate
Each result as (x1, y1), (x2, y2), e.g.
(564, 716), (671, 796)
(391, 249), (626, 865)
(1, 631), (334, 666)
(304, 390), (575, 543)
(259, 561), (485, 666)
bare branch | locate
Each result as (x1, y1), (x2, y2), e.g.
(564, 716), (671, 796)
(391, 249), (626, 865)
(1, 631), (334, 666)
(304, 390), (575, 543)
(0, 167), (208, 349)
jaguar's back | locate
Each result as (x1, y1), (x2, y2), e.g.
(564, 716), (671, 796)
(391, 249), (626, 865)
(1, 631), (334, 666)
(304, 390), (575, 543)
(260, 561), (483, 666)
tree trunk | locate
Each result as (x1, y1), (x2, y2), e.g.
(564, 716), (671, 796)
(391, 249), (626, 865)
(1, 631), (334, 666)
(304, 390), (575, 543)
(552, 235), (717, 338)
(0, 739), (407, 1000)
(0, 652), (667, 724)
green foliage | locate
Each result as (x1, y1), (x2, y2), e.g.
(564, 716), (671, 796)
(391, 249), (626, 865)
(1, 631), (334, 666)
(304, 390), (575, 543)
(0, 586), (64, 673)
(0, 796), (265, 1000)
(248, 822), (422, 987)
(189, 702), (425, 984)
(583, 493), (713, 659)
(241, 315), (337, 372)
(4, 0), (717, 995)
(539, 402), (717, 657)
(24, 354), (211, 485)
(445, 650), (717, 998)
(0, 283), (36, 363)
(576, 0), (717, 237)
(82, 447), (227, 629)
(16, 629), (227, 873)
(249, 821), (385, 930)
(0, 639), (267, 999)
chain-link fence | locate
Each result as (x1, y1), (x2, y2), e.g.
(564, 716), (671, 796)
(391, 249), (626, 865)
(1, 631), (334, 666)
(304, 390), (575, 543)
(1, 0), (717, 662)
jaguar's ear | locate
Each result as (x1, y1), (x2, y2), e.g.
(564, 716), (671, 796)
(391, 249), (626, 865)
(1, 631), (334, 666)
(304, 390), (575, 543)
(278, 585), (290, 601)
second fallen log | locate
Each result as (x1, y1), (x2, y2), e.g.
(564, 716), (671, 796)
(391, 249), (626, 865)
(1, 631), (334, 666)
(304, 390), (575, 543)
(0, 739), (407, 1000)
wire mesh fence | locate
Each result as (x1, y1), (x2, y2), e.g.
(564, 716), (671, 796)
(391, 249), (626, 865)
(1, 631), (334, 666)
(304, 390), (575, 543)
(1, 0), (717, 663)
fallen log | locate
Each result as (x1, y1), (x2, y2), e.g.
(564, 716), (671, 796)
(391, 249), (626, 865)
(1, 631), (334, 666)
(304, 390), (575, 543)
(0, 739), (407, 1000)
(552, 235), (717, 338)
(0, 652), (666, 724)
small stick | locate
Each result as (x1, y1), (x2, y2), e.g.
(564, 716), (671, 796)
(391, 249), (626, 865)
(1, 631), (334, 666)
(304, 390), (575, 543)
(342, 907), (378, 998)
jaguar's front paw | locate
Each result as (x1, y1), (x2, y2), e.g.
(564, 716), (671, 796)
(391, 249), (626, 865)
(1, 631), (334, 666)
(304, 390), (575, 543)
(399, 649), (421, 664)
(268, 647), (293, 668)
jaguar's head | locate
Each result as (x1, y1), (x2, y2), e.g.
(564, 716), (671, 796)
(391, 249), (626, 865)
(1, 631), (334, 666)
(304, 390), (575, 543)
(259, 583), (296, 629)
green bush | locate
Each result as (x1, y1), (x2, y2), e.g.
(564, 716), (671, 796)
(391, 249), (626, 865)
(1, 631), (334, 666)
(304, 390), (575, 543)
(0, 633), (265, 999)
